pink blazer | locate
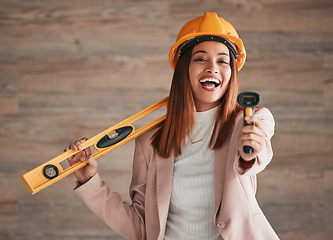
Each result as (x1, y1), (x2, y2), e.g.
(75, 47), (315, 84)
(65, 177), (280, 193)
(75, 108), (279, 240)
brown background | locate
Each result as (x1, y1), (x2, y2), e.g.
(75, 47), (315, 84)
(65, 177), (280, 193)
(1, 0), (332, 239)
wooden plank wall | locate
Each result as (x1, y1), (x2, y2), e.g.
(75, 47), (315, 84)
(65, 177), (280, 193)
(0, 0), (332, 239)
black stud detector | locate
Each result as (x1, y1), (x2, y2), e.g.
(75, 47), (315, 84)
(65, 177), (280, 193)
(237, 92), (261, 154)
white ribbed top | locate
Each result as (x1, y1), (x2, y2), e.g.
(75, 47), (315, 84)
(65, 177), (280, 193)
(165, 107), (222, 240)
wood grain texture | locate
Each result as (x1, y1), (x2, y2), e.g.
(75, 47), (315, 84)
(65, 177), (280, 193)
(0, 0), (332, 239)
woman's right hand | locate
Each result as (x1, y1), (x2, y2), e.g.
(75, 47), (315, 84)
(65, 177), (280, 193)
(64, 137), (98, 185)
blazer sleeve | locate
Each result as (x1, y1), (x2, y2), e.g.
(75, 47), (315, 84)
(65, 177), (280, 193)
(235, 107), (275, 176)
(74, 136), (148, 240)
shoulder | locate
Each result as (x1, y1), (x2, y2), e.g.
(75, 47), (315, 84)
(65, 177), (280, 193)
(134, 126), (160, 155)
(136, 127), (159, 145)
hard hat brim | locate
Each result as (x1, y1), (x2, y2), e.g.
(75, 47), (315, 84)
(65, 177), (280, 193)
(169, 32), (246, 71)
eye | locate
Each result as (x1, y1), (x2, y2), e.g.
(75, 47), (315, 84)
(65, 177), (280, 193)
(193, 57), (206, 62)
(218, 58), (229, 64)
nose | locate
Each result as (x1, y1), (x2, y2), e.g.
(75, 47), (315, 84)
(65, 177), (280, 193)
(205, 61), (219, 74)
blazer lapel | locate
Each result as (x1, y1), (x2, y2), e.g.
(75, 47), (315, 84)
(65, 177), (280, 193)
(214, 141), (229, 210)
(213, 114), (240, 211)
(156, 153), (174, 239)
(214, 113), (243, 213)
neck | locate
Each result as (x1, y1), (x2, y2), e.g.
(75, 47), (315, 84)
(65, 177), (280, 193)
(195, 101), (220, 112)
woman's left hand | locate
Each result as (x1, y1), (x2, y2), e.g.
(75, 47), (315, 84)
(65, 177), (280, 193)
(238, 115), (267, 161)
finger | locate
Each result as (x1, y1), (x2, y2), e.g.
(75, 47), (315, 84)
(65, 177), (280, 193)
(63, 147), (75, 161)
(67, 152), (78, 166)
(83, 147), (92, 157)
(74, 140), (83, 151)
(73, 149), (90, 162)
(87, 156), (97, 167)
(241, 139), (263, 153)
(241, 127), (266, 142)
(240, 131), (265, 156)
(239, 128), (265, 153)
(80, 137), (88, 142)
(242, 125), (266, 138)
(242, 116), (266, 135)
(245, 116), (264, 131)
(241, 133), (264, 149)
(67, 138), (90, 163)
(68, 146), (82, 161)
(67, 156), (76, 165)
(70, 143), (78, 151)
(240, 131), (265, 144)
(80, 137), (92, 155)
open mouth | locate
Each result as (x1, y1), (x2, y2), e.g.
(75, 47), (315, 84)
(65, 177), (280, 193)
(199, 78), (221, 89)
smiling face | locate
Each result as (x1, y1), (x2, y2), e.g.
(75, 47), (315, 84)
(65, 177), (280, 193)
(188, 41), (232, 112)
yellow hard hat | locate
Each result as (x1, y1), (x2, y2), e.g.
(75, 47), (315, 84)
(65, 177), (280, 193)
(169, 12), (246, 71)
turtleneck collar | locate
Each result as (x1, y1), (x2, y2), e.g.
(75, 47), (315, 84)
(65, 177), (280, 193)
(195, 105), (219, 124)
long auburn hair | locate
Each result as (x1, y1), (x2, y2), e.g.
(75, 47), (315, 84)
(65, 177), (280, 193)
(151, 46), (242, 158)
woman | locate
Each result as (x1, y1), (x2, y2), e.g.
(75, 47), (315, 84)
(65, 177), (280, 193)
(66, 12), (279, 240)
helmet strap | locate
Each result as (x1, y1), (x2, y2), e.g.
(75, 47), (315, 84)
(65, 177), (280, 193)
(178, 35), (238, 60)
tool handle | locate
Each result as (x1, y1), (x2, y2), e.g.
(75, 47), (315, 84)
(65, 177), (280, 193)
(243, 107), (254, 154)
(237, 92), (261, 155)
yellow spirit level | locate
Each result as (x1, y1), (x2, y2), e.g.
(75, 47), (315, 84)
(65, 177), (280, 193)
(22, 97), (169, 195)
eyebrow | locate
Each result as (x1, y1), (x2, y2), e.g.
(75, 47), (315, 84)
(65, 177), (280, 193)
(192, 50), (230, 57)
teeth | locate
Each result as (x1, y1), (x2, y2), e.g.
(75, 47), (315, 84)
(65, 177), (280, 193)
(199, 78), (221, 86)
